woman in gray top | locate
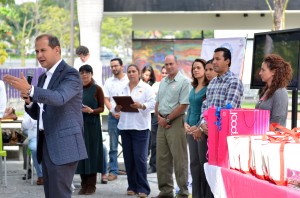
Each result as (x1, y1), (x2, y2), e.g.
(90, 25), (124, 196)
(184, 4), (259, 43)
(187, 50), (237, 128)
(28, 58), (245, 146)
(255, 54), (293, 126)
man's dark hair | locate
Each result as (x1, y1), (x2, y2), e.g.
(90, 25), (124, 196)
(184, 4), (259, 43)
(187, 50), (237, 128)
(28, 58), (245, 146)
(76, 46), (89, 56)
(110, 58), (123, 66)
(35, 34), (60, 49)
(214, 47), (231, 66)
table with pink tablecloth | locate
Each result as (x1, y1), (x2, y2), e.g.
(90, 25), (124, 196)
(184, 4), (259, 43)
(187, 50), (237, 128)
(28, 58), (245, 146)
(204, 163), (300, 198)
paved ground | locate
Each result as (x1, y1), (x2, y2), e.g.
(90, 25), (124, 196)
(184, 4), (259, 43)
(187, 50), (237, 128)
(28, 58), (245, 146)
(0, 132), (162, 198)
(0, 161), (160, 198)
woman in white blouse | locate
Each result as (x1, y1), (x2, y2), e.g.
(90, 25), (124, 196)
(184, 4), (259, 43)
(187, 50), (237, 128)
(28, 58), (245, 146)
(113, 64), (155, 198)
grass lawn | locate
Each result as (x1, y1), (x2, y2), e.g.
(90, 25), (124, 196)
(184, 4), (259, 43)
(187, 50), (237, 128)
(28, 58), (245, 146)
(241, 102), (256, 109)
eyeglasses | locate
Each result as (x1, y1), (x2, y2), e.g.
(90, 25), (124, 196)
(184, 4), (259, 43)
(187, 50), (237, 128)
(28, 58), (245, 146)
(110, 65), (120, 69)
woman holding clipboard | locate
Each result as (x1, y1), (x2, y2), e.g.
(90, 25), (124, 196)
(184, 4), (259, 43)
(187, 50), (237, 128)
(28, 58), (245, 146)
(112, 64), (155, 198)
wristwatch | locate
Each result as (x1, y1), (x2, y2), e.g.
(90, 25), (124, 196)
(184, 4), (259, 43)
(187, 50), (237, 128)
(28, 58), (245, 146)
(165, 117), (171, 125)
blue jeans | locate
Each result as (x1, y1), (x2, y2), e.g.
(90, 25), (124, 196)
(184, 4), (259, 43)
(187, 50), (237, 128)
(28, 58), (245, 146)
(28, 137), (43, 177)
(120, 129), (150, 195)
(103, 144), (108, 174)
(108, 114), (120, 175)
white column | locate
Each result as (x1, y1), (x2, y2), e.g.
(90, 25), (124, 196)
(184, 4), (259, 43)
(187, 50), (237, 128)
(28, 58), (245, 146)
(77, 0), (103, 60)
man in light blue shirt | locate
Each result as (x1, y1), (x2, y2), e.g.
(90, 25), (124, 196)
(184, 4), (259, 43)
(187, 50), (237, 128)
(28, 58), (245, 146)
(154, 55), (190, 198)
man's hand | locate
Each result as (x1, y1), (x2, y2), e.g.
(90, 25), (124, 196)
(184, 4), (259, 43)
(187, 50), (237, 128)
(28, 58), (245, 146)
(3, 72), (31, 93)
(157, 114), (171, 129)
(21, 92), (31, 104)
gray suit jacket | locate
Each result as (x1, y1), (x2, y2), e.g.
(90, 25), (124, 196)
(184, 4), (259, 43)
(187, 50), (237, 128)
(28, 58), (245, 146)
(25, 60), (87, 165)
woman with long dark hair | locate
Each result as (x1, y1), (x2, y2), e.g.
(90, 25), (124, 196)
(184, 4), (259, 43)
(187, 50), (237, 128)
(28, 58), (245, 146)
(185, 59), (216, 198)
(255, 54), (293, 126)
(141, 65), (156, 86)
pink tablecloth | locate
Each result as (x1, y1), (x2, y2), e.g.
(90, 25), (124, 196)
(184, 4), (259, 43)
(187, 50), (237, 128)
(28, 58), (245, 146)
(204, 163), (300, 198)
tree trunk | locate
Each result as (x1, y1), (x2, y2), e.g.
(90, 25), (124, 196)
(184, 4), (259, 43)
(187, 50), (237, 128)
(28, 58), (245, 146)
(273, 0), (284, 30)
(267, 0), (289, 30)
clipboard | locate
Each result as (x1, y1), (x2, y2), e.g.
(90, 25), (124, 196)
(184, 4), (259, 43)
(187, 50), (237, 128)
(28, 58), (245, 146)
(113, 96), (139, 112)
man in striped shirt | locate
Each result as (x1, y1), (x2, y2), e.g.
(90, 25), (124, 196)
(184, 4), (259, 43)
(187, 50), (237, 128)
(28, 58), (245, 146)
(197, 47), (244, 135)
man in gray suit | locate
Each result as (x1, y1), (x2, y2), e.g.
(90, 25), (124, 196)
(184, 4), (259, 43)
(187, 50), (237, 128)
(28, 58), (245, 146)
(4, 34), (88, 198)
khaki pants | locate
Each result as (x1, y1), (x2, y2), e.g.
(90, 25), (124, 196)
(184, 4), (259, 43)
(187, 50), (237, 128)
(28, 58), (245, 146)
(156, 115), (189, 198)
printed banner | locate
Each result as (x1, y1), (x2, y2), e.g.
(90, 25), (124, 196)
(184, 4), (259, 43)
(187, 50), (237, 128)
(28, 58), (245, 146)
(201, 37), (247, 78)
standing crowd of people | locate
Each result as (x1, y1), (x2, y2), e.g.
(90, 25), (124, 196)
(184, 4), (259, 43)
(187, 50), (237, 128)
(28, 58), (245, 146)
(1, 33), (293, 198)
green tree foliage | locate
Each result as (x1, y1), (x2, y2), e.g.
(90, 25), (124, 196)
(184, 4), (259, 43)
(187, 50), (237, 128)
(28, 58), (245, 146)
(0, 42), (8, 65)
(0, 0), (78, 66)
(101, 17), (132, 57)
(0, 2), (37, 66)
(0, 11), (13, 42)
(36, 5), (79, 56)
(40, 0), (70, 9)
(0, 0), (14, 6)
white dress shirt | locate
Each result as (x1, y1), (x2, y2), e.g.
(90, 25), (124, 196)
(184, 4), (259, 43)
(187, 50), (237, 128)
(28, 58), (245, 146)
(29, 59), (62, 130)
(103, 74), (129, 112)
(112, 80), (156, 130)
(0, 80), (7, 118)
(22, 112), (38, 140)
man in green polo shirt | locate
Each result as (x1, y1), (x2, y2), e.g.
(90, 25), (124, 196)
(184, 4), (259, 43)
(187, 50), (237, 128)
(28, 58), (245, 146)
(153, 55), (190, 198)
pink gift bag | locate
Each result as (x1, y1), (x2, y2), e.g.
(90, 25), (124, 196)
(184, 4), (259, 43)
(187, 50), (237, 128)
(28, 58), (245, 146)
(217, 109), (230, 167)
(207, 107), (270, 168)
(206, 107), (230, 167)
(227, 109), (270, 136)
(206, 107), (218, 165)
